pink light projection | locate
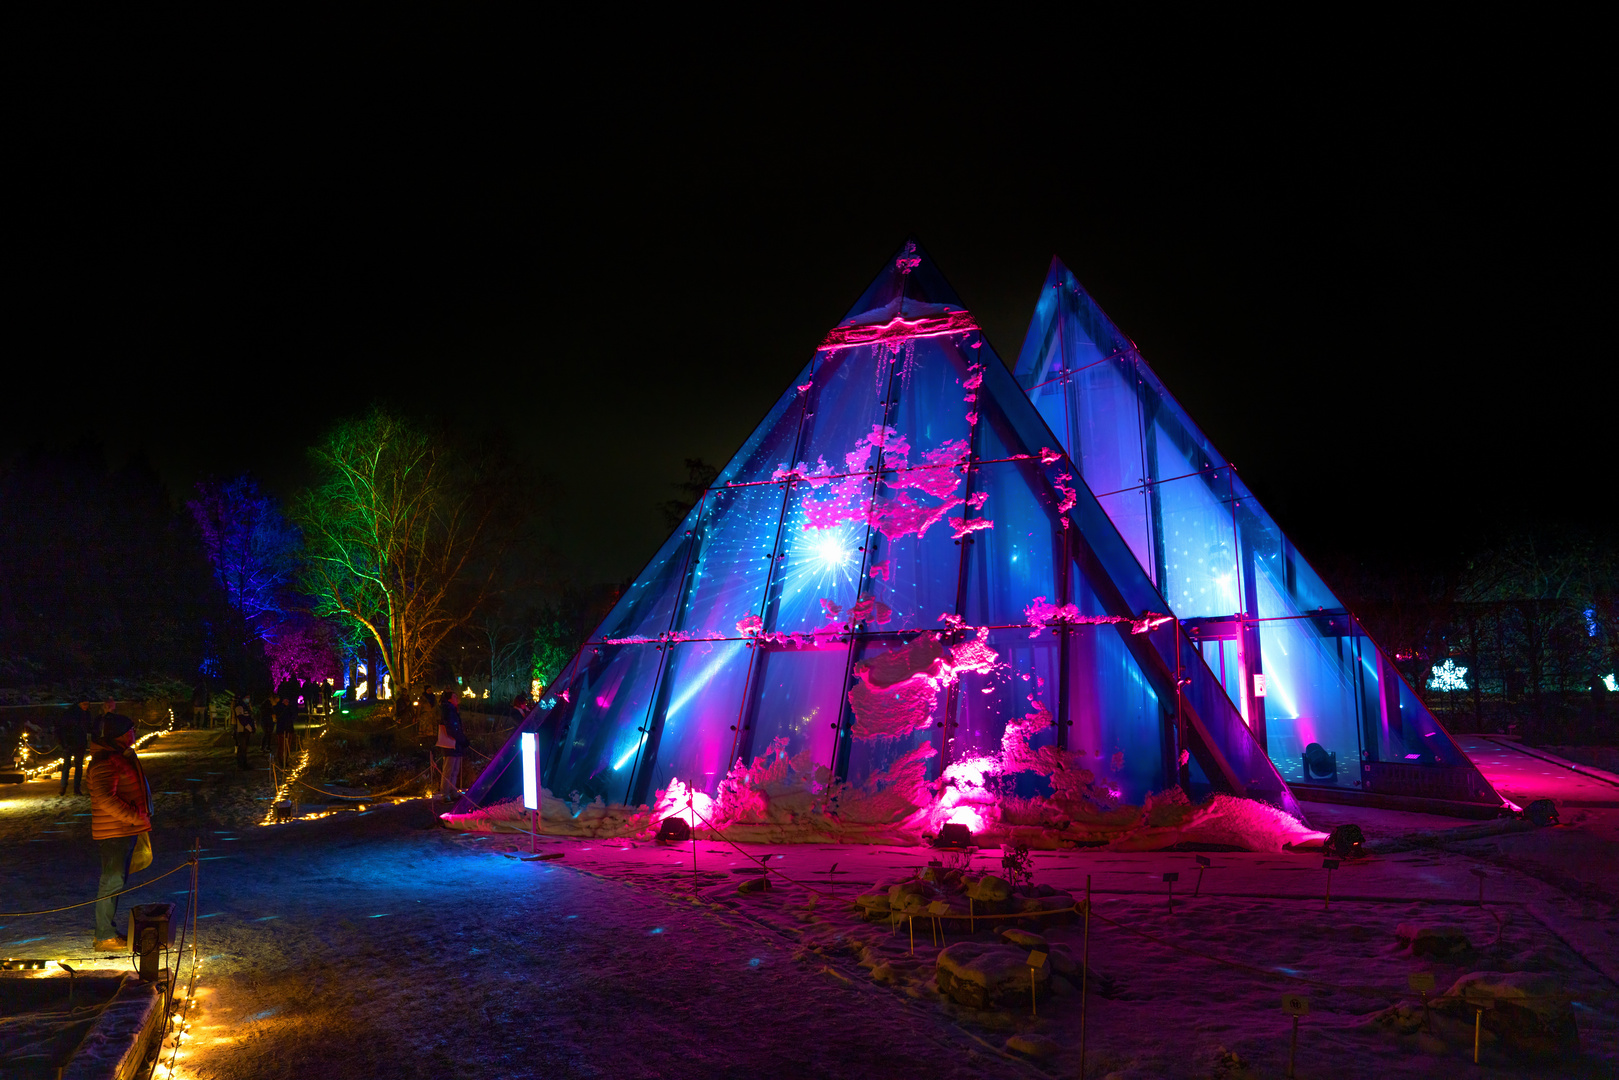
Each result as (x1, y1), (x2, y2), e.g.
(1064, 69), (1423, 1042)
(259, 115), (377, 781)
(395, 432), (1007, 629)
(1022, 598), (1175, 639)
(818, 310), (978, 351)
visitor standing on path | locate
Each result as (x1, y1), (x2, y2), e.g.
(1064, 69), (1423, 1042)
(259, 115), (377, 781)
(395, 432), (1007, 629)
(439, 689), (467, 798)
(274, 694), (297, 767)
(87, 715), (152, 950)
(55, 701), (92, 795)
(260, 694), (276, 753)
(233, 695), (255, 770)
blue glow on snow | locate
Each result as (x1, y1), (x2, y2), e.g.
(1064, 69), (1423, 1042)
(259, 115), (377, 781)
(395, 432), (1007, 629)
(649, 927), (664, 935)
(252, 915), (279, 921)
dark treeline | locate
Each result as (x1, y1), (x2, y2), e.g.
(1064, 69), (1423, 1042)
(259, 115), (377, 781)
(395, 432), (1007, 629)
(1325, 527), (1617, 743)
(0, 443), (220, 701)
(4, 440), (1614, 744)
(0, 429), (595, 711)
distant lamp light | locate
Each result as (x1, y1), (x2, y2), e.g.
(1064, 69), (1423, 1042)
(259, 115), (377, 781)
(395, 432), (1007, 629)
(520, 732), (539, 812)
(934, 822), (974, 849)
(1603, 674), (1617, 693)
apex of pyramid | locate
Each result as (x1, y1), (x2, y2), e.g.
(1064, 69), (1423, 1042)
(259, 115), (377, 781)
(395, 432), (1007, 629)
(1014, 256), (1134, 385)
(838, 237), (970, 328)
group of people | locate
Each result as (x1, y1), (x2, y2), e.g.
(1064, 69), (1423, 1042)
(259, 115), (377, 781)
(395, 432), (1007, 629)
(429, 689), (530, 800)
(229, 692), (303, 770)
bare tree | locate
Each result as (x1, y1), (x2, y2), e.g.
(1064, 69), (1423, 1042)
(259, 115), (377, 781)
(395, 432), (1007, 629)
(293, 409), (501, 700)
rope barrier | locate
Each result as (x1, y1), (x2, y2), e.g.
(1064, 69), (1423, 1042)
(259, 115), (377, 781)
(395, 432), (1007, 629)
(292, 769), (430, 800)
(0, 857), (195, 918)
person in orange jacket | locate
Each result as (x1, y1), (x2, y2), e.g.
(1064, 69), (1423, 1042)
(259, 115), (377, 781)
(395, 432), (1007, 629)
(87, 714), (152, 950)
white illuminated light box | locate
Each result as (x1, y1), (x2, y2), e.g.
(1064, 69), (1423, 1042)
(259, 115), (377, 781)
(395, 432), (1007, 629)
(520, 732), (538, 811)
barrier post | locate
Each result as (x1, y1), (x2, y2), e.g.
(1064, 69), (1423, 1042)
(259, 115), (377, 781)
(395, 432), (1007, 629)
(1079, 874), (1091, 1077)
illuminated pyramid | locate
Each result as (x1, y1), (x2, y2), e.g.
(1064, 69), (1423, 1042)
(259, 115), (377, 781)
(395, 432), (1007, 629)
(1012, 258), (1500, 808)
(459, 242), (1303, 834)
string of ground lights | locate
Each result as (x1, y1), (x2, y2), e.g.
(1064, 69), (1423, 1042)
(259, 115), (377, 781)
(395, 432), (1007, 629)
(14, 708), (176, 783)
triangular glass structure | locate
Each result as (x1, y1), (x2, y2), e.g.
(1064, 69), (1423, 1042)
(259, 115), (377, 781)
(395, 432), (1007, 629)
(459, 242), (1305, 832)
(1013, 258), (1500, 807)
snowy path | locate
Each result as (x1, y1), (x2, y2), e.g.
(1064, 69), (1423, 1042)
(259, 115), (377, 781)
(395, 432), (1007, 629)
(4, 731), (1617, 1078)
(1455, 736), (1619, 810)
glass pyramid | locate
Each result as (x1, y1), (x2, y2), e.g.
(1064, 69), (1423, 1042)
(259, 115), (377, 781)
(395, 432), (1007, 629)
(1013, 258), (1500, 807)
(460, 242), (1304, 826)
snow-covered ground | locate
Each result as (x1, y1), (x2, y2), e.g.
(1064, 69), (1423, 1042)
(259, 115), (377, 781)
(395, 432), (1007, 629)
(2, 730), (1614, 1078)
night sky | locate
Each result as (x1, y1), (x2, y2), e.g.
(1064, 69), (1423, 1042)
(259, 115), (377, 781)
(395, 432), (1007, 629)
(12, 22), (1608, 587)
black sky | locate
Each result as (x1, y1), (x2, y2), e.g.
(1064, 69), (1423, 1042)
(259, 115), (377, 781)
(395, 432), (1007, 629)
(11, 17), (1609, 587)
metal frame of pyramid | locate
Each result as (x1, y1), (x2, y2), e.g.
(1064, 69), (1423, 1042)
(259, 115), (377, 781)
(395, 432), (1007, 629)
(458, 242), (1319, 830)
(1012, 257), (1502, 812)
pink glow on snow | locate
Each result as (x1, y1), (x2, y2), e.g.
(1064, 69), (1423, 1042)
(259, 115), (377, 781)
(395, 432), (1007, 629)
(867, 560), (890, 581)
(651, 778), (717, 828)
(945, 805), (986, 831)
(818, 309), (979, 351)
(736, 614), (764, 636)
(1039, 447), (1062, 465)
(962, 371), (983, 391)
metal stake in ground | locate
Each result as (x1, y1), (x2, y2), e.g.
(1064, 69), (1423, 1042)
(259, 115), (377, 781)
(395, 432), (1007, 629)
(1194, 854), (1210, 897)
(1027, 950), (1046, 1017)
(1470, 866), (1486, 906)
(1163, 871), (1179, 915)
(1281, 994), (1309, 1078)
(1409, 972), (1435, 1032)
(1079, 874), (1091, 1078)
(1322, 858), (1339, 910)
(1473, 999), (1492, 1064)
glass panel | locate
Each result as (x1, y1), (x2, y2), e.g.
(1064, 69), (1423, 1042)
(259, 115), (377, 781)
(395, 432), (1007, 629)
(763, 479), (872, 634)
(1065, 624), (1165, 804)
(1255, 613), (1364, 787)
(1152, 620), (1299, 814)
(640, 639), (754, 798)
(1095, 487), (1156, 586)
(1154, 470), (1240, 618)
(863, 463), (966, 631)
(593, 518), (695, 643)
(1199, 638), (1248, 724)
(796, 345), (884, 470)
(1023, 374), (1069, 450)
(951, 629), (1060, 801)
(545, 643), (665, 805)
(884, 334), (974, 458)
(962, 460), (1065, 628)
(713, 359), (812, 487)
(839, 634), (944, 791)
(673, 482), (784, 635)
(1072, 357), (1144, 498)
(1237, 484), (1344, 618)
(744, 643), (848, 776)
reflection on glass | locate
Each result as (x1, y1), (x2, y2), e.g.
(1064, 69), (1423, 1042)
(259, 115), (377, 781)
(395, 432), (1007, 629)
(643, 639), (753, 798)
